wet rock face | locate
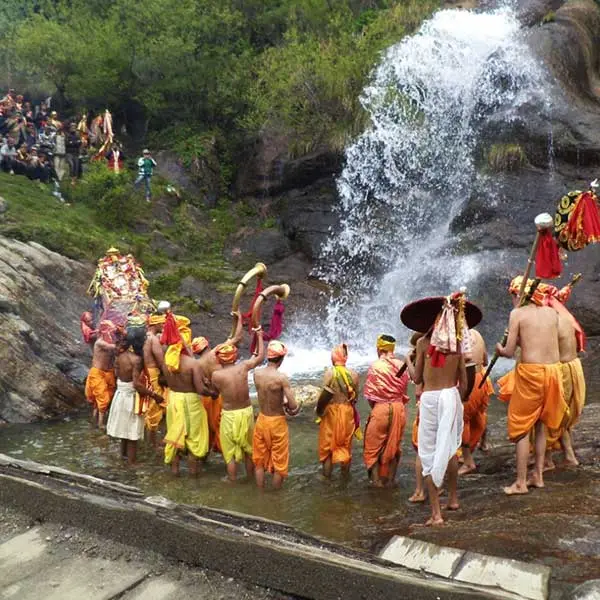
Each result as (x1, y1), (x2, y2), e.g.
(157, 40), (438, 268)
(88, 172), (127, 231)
(567, 580), (600, 600)
(0, 237), (90, 423)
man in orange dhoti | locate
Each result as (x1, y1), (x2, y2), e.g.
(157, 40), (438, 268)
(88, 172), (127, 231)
(143, 314), (167, 447)
(363, 335), (409, 487)
(496, 277), (568, 494)
(253, 341), (300, 489)
(85, 320), (118, 429)
(459, 329), (492, 475)
(317, 344), (360, 479)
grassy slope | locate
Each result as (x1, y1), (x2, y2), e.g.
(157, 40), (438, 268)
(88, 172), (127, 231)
(0, 172), (271, 313)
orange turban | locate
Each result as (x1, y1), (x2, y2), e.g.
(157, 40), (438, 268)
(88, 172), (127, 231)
(215, 343), (238, 365)
(148, 314), (166, 327)
(192, 336), (209, 354)
(98, 319), (116, 343)
(508, 276), (546, 306)
(267, 340), (288, 360)
(331, 343), (348, 366)
(509, 276), (573, 307)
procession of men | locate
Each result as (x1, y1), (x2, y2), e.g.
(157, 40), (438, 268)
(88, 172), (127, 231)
(83, 249), (588, 527)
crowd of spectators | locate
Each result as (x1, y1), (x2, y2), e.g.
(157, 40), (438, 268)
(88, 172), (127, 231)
(0, 88), (122, 190)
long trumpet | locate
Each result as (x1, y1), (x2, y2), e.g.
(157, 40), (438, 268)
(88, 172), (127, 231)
(230, 262), (267, 338)
(251, 284), (291, 330)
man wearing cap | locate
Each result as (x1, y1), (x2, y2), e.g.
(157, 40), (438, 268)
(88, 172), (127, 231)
(85, 319), (118, 429)
(317, 344), (360, 480)
(211, 328), (265, 482)
(161, 313), (211, 475)
(496, 277), (567, 494)
(143, 313), (167, 448)
(363, 335), (409, 487)
(404, 292), (475, 526)
(135, 149), (157, 202)
(252, 340), (300, 489)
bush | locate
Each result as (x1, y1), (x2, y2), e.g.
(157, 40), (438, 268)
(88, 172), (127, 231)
(487, 143), (528, 172)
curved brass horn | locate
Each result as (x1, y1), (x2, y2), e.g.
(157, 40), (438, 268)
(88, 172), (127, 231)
(230, 262), (267, 337)
(251, 284), (290, 330)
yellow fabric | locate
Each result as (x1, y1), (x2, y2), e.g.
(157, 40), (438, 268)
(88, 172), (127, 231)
(376, 335), (395, 353)
(252, 413), (289, 477)
(546, 358), (586, 446)
(318, 403), (355, 465)
(164, 315), (191, 374)
(148, 314), (166, 326)
(163, 391), (208, 463)
(85, 367), (116, 413)
(508, 363), (567, 442)
(144, 367), (166, 432)
(220, 405), (254, 464)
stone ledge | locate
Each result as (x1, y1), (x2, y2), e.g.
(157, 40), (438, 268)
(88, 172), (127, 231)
(380, 536), (550, 600)
(0, 455), (524, 600)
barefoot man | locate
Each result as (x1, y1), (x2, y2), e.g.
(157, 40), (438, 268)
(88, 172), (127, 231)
(540, 281), (586, 468)
(403, 292), (477, 526)
(253, 340), (300, 489)
(143, 313), (166, 447)
(161, 314), (211, 476)
(85, 319), (118, 429)
(459, 328), (492, 475)
(107, 327), (164, 465)
(317, 344), (360, 480)
(496, 277), (568, 494)
(211, 327), (265, 482)
(363, 334), (409, 487)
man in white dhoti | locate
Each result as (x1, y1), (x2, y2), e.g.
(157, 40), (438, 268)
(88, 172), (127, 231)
(403, 292), (482, 526)
(107, 325), (164, 465)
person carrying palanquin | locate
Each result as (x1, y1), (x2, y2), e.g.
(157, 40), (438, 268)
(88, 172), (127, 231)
(317, 344), (360, 480)
(85, 319), (118, 429)
(459, 328), (493, 475)
(161, 314), (211, 476)
(404, 292), (478, 526)
(252, 340), (300, 489)
(363, 334), (409, 487)
(496, 276), (569, 495)
(211, 327), (265, 482)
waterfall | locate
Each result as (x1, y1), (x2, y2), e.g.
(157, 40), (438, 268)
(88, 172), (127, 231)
(285, 5), (552, 376)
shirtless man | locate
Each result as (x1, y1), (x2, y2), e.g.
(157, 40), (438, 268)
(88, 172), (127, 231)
(211, 328), (265, 482)
(143, 315), (166, 447)
(317, 344), (360, 480)
(161, 315), (214, 476)
(406, 332), (467, 526)
(253, 340), (300, 489)
(459, 329), (490, 475)
(545, 308), (584, 468)
(107, 330), (164, 465)
(496, 277), (566, 495)
(85, 320), (118, 429)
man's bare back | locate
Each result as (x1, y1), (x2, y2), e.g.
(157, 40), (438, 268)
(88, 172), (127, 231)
(469, 329), (488, 370)
(557, 312), (578, 363)
(143, 332), (163, 369)
(212, 363), (252, 411)
(498, 304), (559, 364)
(254, 367), (297, 416)
(92, 339), (116, 371)
(410, 336), (467, 394)
(115, 350), (141, 383)
(163, 354), (205, 394)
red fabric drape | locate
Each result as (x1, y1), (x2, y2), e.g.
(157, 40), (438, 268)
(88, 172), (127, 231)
(535, 229), (562, 279)
(250, 299), (286, 354)
(566, 191), (600, 250)
(160, 312), (180, 345)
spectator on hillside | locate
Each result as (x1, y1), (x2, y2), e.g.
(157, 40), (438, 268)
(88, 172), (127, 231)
(0, 137), (17, 174)
(54, 125), (67, 182)
(35, 103), (49, 130)
(134, 148), (157, 202)
(24, 124), (37, 150)
(65, 122), (82, 184)
(106, 142), (124, 174)
(38, 125), (55, 156)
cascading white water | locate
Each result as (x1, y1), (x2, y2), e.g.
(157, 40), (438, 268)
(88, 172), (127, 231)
(283, 5), (552, 377)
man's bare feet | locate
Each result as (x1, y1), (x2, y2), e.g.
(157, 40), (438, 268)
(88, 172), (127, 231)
(408, 492), (426, 503)
(526, 474), (544, 489)
(479, 441), (491, 453)
(503, 482), (529, 495)
(370, 480), (385, 488)
(559, 456), (579, 467)
(425, 516), (445, 527)
(458, 463), (477, 476)
(443, 503), (460, 511)
(543, 460), (555, 472)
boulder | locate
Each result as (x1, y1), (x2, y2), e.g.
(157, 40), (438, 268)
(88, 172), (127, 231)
(231, 228), (293, 265)
(564, 580), (600, 600)
(150, 231), (181, 259)
(0, 196), (8, 214)
(178, 276), (208, 300)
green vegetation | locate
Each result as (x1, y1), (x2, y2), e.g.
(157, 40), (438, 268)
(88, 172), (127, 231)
(541, 10), (556, 24)
(486, 143), (528, 172)
(2, 0), (441, 179)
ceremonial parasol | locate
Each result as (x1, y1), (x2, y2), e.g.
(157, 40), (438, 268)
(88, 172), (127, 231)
(400, 296), (482, 333)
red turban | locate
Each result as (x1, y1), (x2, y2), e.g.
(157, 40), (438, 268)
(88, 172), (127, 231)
(215, 343), (238, 365)
(331, 343), (348, 366)
(267, 340), (288, 360)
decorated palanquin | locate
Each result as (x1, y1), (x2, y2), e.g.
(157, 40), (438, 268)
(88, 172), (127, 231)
(554, 188), (600, 252)
(87, 247), (154, 328)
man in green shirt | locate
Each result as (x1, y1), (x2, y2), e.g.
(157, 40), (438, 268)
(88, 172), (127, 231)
(134, 149), (157, 202)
